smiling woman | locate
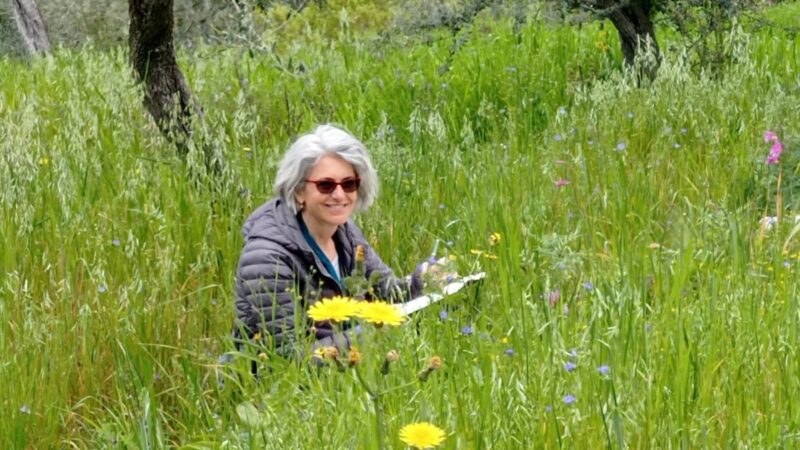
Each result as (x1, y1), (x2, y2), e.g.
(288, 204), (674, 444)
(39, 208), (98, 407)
(233, 124), (425, 359)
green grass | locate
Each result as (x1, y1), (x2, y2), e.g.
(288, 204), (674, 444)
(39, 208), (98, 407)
(1, 8), (800, 449)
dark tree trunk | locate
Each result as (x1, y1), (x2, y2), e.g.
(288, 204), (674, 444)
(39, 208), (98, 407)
(129, 0), (199, 155)
(10, 0), (51, 54)
(605, 0), (660, 80)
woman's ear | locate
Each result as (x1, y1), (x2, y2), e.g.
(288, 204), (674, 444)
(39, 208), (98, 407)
(294, 190), (305, 210)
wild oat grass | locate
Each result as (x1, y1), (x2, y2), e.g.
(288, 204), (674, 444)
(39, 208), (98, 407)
(1, 7), (799, 449)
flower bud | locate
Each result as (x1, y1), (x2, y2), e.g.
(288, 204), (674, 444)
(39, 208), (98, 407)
(418, 356), (442, 382)
(381, 349), (400, 375)
(348, 347), (362, 367)
(355, 245), (365, 263)
(258, 352), (268, 361)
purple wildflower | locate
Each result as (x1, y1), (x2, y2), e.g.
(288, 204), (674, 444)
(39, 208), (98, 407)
(505, 348), (515, 356)
(555, 179), (570, 188)
(111, 239), (121, 246)
(563, 394), (577, 405)
(598, 365), (611, 375)
(98, 284), (107, 293)
(461, 326), (473, 335)
(547, 290), (560, 306)
(616, 142), (627, 151)
(554, 134), (563, 142)
(582, 281), (594, 290)
(764, 130), (783, 164)
(564, 361), (577, 372)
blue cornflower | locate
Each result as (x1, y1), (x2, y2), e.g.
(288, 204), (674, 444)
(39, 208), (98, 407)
(505, 348), (515, 356)
(554, 134), (563, 142)
(564, 361), (577, 372)
(461, 326), (474, 335)
(563, 394), (577, 405)
(111, 239), (121, 246)
(98, 284), (107, 293)
(616, 142), (627, 151)
(439, 310), (448, 321)
(598, 365), (611, 375)
(582, 281), (594, 290)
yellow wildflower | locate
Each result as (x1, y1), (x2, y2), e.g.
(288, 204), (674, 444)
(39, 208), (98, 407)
(489, 232), (501, 246)
(308, 296), (360, 323)
(399, 422), (446, 449)
(356, 301), (407, 327)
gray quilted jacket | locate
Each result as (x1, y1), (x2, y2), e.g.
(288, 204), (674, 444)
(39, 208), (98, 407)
(233, 198), (422, 356)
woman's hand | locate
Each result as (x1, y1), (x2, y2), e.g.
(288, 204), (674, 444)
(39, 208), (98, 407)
(418, 257), (459, 288)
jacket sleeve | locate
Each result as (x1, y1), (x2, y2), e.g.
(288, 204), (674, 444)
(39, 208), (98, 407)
(235, 237), (301, 355)
(350, 229), (424, 302)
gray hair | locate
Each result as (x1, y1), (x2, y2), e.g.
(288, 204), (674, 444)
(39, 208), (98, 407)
(274, 124), (379, 215)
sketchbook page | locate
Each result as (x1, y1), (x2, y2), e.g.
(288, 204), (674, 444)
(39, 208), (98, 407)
(399, 272), (486, 315)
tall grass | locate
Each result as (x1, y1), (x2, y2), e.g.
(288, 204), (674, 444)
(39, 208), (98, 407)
(1, 8), (799, 448)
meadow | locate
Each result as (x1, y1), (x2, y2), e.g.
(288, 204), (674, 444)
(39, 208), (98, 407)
(1, 3), (800, 448)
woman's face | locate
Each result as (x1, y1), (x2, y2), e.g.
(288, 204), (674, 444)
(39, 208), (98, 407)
(296, 154), (358, 233)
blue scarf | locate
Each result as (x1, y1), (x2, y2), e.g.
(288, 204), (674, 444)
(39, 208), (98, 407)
(297, 214), (343, 288)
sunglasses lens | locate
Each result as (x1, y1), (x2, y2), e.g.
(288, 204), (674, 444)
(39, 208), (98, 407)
(316, 180), (337, 194)
(341, 178), (360, 192)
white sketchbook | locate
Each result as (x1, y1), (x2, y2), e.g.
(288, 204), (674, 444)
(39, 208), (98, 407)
(400, 272), (486, 315)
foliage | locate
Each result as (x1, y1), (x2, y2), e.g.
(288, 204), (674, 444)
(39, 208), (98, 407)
(1, 3), (800, 448)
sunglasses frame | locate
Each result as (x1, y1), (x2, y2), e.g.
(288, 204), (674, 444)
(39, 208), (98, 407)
(304, 176), (361, 194)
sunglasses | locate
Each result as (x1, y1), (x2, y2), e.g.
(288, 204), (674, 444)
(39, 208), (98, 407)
(305, 177), (361, 194)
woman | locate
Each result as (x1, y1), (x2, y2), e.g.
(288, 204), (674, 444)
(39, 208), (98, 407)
(233, 124), (425, 358)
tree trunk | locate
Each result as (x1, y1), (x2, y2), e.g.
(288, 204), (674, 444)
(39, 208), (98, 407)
(10, 0), (51, 54)
(606, 0), (660, 80)
(129, 0), (199, 155)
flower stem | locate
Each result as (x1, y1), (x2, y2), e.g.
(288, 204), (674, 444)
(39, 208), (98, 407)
(353, 365), (386, 450)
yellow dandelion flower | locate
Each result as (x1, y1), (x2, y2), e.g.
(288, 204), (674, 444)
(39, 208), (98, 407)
(38, 156), (50, 166)
(489, 232), (501, 246)
(356, 301), (407, 327)
(399, 422), (446, 449)
(500, 336), (509, 344)
(308, 296), (359, 323)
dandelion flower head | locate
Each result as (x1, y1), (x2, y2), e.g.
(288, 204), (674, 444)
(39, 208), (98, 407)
(356, 300), (407, 326)
(399, 422), (446, 449)
(308, 296), (360, 322)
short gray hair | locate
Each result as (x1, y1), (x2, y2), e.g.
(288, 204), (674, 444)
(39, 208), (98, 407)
(274, 124), (379, 215)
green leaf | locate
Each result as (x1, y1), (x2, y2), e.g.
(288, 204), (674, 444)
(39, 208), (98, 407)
(235, 402), (263, 429)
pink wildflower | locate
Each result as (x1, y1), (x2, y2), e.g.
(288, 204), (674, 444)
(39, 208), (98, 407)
(764, 130), (783, 165)
(555, 179), (570, 188)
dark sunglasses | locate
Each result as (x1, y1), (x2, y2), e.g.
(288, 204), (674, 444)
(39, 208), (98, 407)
(305, 177), (361, 194)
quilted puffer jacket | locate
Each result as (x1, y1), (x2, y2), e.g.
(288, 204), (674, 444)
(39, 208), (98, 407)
(233, 197), (422, 356)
